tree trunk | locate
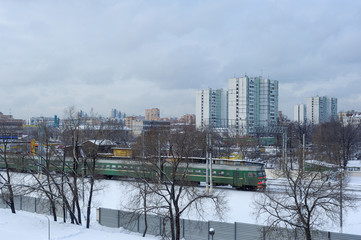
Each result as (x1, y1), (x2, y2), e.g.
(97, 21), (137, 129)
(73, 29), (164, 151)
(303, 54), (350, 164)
(86, 176), (94, 228)
(142, 188), (148, 237)
(169, 206), (175, 240)
(4, 153), (16, 214)
(7, 184), (16, 214)
(305, 227), (312, 240)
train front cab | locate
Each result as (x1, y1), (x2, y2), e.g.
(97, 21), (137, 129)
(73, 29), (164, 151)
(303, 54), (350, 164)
(257, 171), (266, 191)
(233, 169), (266, 191)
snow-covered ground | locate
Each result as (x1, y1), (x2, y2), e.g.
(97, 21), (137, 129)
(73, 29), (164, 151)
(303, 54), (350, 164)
(0, 208), (159, 240)
(93, 176), (361, 235)
(2, 172), (361, 238)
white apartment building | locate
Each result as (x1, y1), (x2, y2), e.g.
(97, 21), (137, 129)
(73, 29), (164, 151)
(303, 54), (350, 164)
(228, 76), (279, 135)
(195, 89), (228, 129)
(306, 96), (337, 124)
(294, 104), (306, 124)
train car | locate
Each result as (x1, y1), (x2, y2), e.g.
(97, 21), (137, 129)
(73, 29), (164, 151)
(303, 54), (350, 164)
(0, 154), (266, 191)
(95, 159), (266, 190)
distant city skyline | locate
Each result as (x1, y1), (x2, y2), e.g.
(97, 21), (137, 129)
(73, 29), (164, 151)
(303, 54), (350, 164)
(1, 1), (360, 120)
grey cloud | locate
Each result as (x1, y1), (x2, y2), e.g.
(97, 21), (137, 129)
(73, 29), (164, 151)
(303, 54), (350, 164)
(0, 0), (360, 119)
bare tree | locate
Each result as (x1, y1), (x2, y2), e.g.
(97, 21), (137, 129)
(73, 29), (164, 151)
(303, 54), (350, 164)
(61, 107), (85, 225)
(253, 167), (355, 240)
(32, 119), (61, 221)
(0, 118), (23, 213)
(81, 120), (113, 228)
(130, 126), (227, 240)
(25, 115), (81, 225)
(313, 120), (360, 168)
(236, 136), (258, 160)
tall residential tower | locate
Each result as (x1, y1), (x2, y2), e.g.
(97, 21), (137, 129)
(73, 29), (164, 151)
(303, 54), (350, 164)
(228, 76), (279, 135)
(294, 104), (307, 124)
(195, 89), (228, 128)
(306, 96), (337, 124)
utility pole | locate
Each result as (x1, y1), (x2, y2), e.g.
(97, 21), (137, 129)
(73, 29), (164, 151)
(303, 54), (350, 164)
(205, 131), (213, 194)
(340, 163), (344, 233)
(205, 132), (209, 193)
(302, 133), (305, 172)
(158, 132), (161, 182)
(209, 133), (213, 193)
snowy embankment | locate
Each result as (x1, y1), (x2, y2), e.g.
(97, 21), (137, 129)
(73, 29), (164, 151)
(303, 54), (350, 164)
(0, 208), (159, 240)
(2, 172), (361, 237)
(93, 176), (361, 235)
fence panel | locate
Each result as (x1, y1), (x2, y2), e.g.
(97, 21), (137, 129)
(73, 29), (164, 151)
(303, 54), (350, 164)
(311, 230), (329, 240)
(0, 198), (6, 208)
(161, 217), (173, 238)
(55, 201), (65, 219)
(138, 213), (162, 236)
(183, 219), (208, 240)
(210, 221), (234, 240)
(330, 232), (361, 240)
(21, 196), (36, 213)
(118, 210), (138, 231)
(99, 208), (119, 228)
(36, 198), (51, 215)
(13, 196), (21, 210)
(235, 222), (265, 240)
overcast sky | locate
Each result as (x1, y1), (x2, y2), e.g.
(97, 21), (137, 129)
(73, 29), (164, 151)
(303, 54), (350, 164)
(1, 0), (360, 120)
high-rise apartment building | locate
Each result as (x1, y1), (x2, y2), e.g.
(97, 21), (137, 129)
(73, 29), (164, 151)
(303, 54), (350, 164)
(145, 108), (160, 121)
(306, 96), (337, 124)
(294, 104), (306, 124)
(196, 89), (228, 128)
(228, 76), (278, 135)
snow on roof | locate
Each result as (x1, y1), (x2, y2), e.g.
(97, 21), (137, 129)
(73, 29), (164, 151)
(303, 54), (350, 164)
(86, 140), (116, 146)
(305, 160), (338, 168)
(347, 160), (361, 167)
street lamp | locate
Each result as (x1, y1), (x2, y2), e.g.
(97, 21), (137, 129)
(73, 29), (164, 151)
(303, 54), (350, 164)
(209, 227), (215, 240)
(44, 215), (51, 240)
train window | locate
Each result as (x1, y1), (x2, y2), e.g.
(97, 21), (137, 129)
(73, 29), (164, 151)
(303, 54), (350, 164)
(188, 169), (193, 173)
(226, 172), (230, 177)
(136, 167), (140, 171)
(118, 166), (122, 169)
(106, 165), (110, 169)
(195, 170), (201, 174)
(258, 172), (264, 177)
(219, 171), (224, 176)
(248, 173), (255, 177)
(123, 166), (128, 169)
(130, 166), (134, 170)
(112, 165), (116, 169)
(212, 171), (217, 175)
(203, 170), (206, 175)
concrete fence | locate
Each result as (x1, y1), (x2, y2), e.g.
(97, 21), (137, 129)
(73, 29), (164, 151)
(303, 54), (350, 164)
(97, 207), (361, 240)
(0, 195), (65, 219)
(1, 196), (360, 240)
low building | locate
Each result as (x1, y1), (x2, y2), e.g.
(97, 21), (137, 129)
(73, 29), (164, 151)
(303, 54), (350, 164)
(338, 111), (361, 126)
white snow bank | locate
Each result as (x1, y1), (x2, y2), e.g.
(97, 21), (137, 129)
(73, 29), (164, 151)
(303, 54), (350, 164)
(0, 209), (159, 240)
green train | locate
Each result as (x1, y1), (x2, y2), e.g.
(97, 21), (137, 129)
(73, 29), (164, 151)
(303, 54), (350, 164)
(96, 159), (266, 191)
(0, 155), (266, 191)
